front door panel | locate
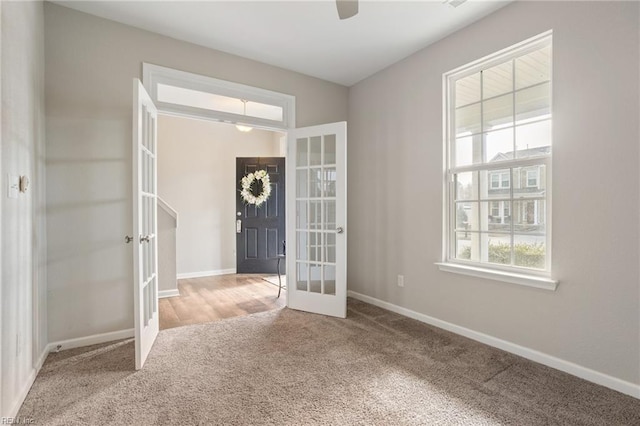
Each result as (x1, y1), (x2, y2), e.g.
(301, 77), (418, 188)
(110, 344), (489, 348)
(236, 157), (286, 273)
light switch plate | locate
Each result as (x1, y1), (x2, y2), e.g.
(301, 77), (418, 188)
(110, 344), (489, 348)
(7, 174), (19, 199)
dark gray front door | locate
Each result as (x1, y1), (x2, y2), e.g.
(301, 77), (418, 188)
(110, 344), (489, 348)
(236, 157), (285, 273)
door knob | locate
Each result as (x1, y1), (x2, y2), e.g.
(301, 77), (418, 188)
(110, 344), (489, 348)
(336, 227), (344, 234)
(125, 235), (133, 244)
(140, 235), (151, 243)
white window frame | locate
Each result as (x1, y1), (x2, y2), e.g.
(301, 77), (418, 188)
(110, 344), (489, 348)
(142, 63), (295, 130)
(437, 31), (557, 291)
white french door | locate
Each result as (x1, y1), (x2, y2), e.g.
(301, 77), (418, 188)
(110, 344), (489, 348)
(286, 122), (347, 318)
(132, 79), (159, 369)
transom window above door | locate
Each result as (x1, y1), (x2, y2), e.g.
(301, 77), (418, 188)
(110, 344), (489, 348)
(143, 63), (295, 130)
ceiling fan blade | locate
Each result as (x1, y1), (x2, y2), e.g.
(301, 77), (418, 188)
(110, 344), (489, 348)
(336, 0), (358, 20)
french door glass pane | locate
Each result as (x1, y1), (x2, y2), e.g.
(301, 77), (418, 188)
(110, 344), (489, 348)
(324, 134), (336, 165)
(310, 136), (322, 166)
(297, 138), (308, 166)
(309, 232), (321, 262)
(323, 167), (336, 197)
(296, 231), (308, 261)
(296, 201), (308, 229)
(324, 265), (336, 295)
(324, 200), (336, 230)
(309, 264), (322, 293)
(296, 263), (308, 291)
(309, 201), (322, 230)
(324, 233), (336, 263)
(309, 168), (322, 198)
(296, 169), (308, 197)
(295, 132), (339, 296)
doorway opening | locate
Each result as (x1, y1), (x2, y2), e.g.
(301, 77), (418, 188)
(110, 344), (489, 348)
(156, 114), (287, 330)
(141, 64), (295, 330)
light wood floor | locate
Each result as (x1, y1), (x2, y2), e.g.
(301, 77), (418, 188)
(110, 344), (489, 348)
(159, 274), (286, 330)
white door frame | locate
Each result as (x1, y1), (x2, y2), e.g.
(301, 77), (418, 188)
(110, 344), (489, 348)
(141, 66), (295, 309)
(142, 62), (296, 282)
(142, 63), (295, 131)
(140, 65), (348, 320)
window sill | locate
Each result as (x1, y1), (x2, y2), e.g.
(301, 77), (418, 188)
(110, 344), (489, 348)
(435, 262), (558, 291)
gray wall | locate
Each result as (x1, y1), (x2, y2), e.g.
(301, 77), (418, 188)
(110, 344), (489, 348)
(347, 1), (639, 385)
(1, 0), (47, 417)
(158, 115), (280, 277)
(44, 3), (348, 343)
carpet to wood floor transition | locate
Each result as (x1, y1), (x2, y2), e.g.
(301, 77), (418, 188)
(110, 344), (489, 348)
(19, 298), (640, 425)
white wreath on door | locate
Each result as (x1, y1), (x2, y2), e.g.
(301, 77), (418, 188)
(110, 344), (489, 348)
(240, 169), (272, 207)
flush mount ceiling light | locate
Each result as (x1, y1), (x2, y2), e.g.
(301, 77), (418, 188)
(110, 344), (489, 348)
(445, 0), (468, 8)
(336, 0), (358, 20)
(236, 99), (253, 132)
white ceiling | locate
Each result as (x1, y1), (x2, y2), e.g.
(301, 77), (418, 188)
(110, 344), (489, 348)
(52, 0), (511, 86)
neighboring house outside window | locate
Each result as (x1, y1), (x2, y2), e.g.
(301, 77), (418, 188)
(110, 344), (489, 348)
(441, 33), (552, 282)
(526, 169), (539, 187)
(490, 171), (510, 189)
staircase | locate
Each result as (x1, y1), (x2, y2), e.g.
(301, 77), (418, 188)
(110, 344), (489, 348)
(158, 197), (179, 298)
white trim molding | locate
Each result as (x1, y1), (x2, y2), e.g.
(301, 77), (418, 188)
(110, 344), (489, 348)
(347, 290), (640, 399)
(177, 269), (236, 280)
(6, 369), (37, 420)
(142, 63), (295, 131)
(7, 327), (134, 419)
(159, 289), (180, 299)
(436, 262), (558, 291)
(46, 329), (135, 353)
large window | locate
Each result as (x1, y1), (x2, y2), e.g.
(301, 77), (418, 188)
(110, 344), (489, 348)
(442, 33), (553, 282)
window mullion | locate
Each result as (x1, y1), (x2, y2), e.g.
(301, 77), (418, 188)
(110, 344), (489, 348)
(510, 167), (515, 266)
(509, 57), (517, 267)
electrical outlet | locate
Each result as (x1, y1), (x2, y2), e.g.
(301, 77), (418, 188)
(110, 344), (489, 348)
(397, 275), (405, 288)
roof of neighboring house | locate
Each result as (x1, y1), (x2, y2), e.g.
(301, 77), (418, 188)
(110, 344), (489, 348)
(489, 146), (551, 162)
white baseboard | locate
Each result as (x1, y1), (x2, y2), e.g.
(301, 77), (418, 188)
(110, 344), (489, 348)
(5, 330), (134, 418)
(177, 268), (236, 279)
(46, 328), (135, 353)
(159, 289), (180, 299)
(6, 368), (37, 419)
(347, 290), (640, 399)
(35, 346), (49, 371)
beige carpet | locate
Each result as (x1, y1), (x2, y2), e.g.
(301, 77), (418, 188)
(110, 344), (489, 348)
(19, 299), (640, 425)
